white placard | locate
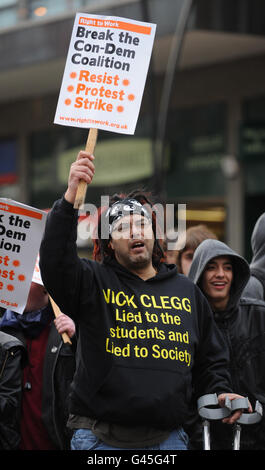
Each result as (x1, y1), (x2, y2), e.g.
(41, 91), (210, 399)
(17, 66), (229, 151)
(54, 13), (156, 134)
(0, 199), (47, 314)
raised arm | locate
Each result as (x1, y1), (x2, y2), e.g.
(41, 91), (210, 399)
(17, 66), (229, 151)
(39, 151), (95, 317)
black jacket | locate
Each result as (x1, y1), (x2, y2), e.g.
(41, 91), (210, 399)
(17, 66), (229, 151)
(1, 311), (76, 450)
(0, 331), (26, 450)
(39, 197), (233, 434)
(42, 321), (76, 449)
(188, 239), (265, 449)
(243, 212), (265, 299)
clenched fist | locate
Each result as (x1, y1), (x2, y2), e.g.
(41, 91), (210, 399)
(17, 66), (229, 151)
(64, 151), (95, 205)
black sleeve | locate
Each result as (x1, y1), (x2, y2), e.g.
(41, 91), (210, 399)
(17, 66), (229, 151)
(192, 287), (233, 399)
(0, 348), (23, 450)
(39, 197), (94, 319)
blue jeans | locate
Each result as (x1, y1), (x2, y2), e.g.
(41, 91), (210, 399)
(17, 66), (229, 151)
(71, 428), (189, 450)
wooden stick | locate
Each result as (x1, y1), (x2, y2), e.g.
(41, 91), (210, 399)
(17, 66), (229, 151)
(49, 295), (72, 345)
(74, 128), (98, 209)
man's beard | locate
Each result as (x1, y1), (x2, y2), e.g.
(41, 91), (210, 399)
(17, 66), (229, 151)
(126, 251), (153, 270)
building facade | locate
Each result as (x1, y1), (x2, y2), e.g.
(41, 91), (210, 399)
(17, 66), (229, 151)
(1, 0), (265, 259)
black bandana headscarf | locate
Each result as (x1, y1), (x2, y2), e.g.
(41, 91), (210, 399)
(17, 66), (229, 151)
(105, 198), (152, 235)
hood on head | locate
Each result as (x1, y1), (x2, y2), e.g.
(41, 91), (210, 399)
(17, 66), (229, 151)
(250, 212), (265, 283)
(188, 239), (250, 311)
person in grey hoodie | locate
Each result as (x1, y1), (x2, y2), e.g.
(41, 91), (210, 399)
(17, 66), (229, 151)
(188, 239), (265, 450)
(243, 212), (265, 300)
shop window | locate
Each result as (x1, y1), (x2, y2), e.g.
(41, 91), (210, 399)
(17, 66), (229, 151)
(165, 102), (227, 199)
(0, 139), (18, 185)
(0, 138), (20, 200)
(29, 110), (153, 209)
(242, 95), (265, 260)
(0, 0), (18, 28)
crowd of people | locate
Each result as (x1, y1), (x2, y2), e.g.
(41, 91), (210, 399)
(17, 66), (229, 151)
(1, 149), (265, 451)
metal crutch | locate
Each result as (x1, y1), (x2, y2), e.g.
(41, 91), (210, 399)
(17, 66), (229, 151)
(198, 394), (263, 450)
(197, 393), (231, 450)
(224, 396), (250, 450)
(227, 399), (263, 450)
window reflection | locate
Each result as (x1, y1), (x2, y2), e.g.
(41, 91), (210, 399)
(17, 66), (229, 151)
(0, 0), (17, 28)
(0, 0), (117, 28)
(28, 0), (69, 20)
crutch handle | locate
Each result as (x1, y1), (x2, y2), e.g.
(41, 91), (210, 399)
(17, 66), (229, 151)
(225, 396), (249, 412)
(237, 400), (263, 425)
(197, 393), (231, 420)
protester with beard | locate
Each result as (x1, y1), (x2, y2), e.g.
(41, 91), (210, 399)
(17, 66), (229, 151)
(39, 150), (246, 451)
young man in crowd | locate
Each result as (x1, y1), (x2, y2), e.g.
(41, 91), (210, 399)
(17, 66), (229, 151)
(188, 239), (265, 449)
(39, 150), (246, 451)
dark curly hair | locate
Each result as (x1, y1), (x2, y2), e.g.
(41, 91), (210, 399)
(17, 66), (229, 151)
(92, 189), (165, 268)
